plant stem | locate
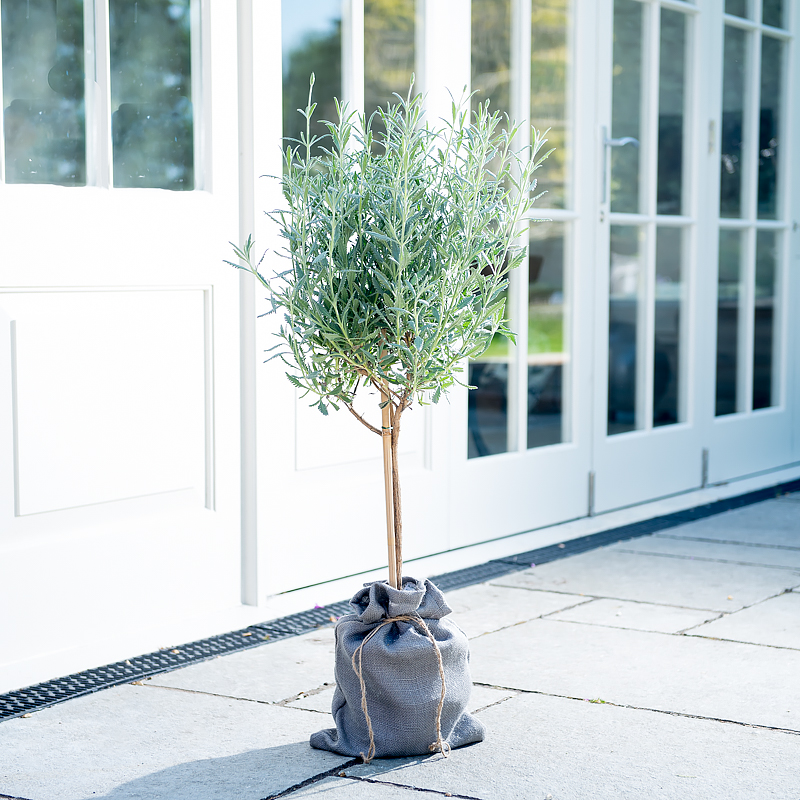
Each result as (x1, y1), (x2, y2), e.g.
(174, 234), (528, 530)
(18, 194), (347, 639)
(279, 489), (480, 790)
(390, 402), (403, 584)
(380, 385), (399, 589)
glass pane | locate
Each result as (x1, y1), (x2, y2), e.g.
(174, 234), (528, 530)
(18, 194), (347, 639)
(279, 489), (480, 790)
(471, 0), (510, 119)
(757, 36), (782, 220)
(725, 0), (750, 17)
(715, 229), (743, 416)
(364, 0), (415, 122)
(610, 0), (643, 214)
(608, 225), (644, 435)
(753, 230), (777, 409)
(720, 26), (748, 218)
(654, 227), (684, 426)
(282, 0), (342, 157)
(530, 0), (570, 210)
(528, 222), (566, 449)
(2, 0), (85, 185)
(468, 314), (510, 458)
(762, 0), (784, 28)
(657, 9), (686, 216)
(109, 0), (194, 190)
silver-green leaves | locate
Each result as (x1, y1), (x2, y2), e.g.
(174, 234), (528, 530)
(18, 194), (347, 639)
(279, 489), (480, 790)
(231, 82), (548, 422)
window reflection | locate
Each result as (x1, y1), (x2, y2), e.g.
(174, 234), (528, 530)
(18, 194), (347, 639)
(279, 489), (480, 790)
(720, 26), (747, 218)
(757, 36), (782, 220)
(364, 0), (415, 126)
(715, 229), (742, 416)
(656, 9), (686, 216)
(530, 0), (569, 209)
(2, 0), (85, 185)
(471, 0), (510, 119)
(724, 0), (750, 18)
(608, 225), (644, 435)
(282, 0), (342, 157)
(753, 230), (777, 409)
(761, 0), (784, 28)
(654, 227), (684, 426)
(109, 0), (194, 190)
(528, 222), (566, 448)
(468, 287), (510, 459)
(610, 0), (643, 214)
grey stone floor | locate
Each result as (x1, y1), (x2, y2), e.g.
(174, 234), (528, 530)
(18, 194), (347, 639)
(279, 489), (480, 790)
(1, 495), (799, 800)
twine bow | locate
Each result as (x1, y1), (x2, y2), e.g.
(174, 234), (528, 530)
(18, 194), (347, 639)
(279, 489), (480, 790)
(351, 613), (452, 764)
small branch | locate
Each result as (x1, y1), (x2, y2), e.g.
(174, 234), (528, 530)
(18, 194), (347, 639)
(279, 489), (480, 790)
(345, 403), (382, 436)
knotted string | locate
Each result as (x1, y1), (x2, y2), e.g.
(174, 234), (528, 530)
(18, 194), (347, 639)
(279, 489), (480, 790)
(351, 613), (451, 764)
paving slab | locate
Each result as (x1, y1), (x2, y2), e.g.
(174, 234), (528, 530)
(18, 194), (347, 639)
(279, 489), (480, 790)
(492, 549), (800, 611)
(149, 628), (336, 703)
(661, 499), (800, 548)
(468, 617), (800, 730)
(687, 591), (800, 649)
(286, 682), (516, 717)
(346, 693), (800, 800)
(545, 598), (719, 634)
(445, 583), (591, 639)
(615, 534), (800, 568)
(0, 683), (349, 800)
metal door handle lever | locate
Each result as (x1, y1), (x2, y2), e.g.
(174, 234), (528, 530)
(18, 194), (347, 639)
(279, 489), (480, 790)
(600, 127), (640, 205)
(604, 136), (639, 148)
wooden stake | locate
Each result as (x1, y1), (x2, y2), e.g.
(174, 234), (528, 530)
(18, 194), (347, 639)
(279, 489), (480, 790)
(380, 386), (399, 589)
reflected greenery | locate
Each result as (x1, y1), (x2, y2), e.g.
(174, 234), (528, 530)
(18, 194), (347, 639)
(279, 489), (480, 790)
(364, 0), (415, 140)
(531, 0), (569, 209)
(471, 0), (510, 119)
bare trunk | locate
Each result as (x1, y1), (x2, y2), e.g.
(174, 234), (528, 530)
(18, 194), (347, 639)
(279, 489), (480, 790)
(390, 405), (403, 584)
(380, 386), (399, 589)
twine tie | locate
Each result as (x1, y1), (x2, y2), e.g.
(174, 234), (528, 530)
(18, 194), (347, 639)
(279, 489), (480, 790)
(351, 613), (451, 764)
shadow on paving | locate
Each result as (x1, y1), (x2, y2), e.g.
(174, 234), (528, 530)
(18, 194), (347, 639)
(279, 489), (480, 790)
(70, 743), (350, 800)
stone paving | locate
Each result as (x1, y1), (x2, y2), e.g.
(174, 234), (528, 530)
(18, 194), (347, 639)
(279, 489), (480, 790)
(1, 495), (799, 800)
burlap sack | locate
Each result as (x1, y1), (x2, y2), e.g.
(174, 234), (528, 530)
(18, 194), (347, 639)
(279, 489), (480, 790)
(310, 577), (485, 760)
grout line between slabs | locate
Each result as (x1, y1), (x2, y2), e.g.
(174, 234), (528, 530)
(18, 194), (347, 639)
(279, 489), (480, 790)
(653, 533), (800, 552)
(471, 682), (800, 736)
(678, 587), (798, 634)
(343, 774), (486, 799)
(487, 585), (732, 614)
(261, 759), (362, 800)
(135, 681), (336, 709)
(614, 548), (800, 570)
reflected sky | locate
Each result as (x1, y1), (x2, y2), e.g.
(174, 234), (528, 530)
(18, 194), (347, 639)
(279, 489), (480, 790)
(282, 0), (341, 71)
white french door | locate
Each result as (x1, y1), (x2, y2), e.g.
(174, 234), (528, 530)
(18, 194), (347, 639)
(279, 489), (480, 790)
(0, 1), (241, 687)
(448, 0), (596, 545)
(704, 0), (796, 483)
(591, 0), (708, 513)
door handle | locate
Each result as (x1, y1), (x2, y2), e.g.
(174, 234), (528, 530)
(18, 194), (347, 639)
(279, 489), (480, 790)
(604, 135), (640, 148)
(601, 127), (640, 205)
